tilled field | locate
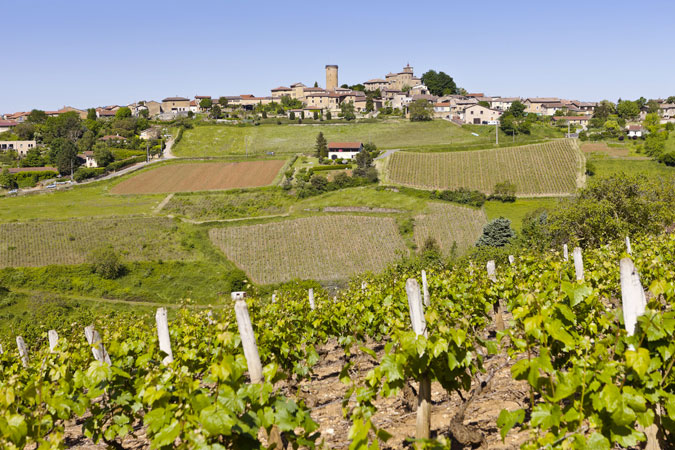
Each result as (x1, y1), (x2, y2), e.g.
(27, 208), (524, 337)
(111, 160), (286, 194)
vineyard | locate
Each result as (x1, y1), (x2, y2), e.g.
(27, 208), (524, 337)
(1, 232), (674, 448)
(414, 203), (487, 255)
(208, 215), (408, 284)
(0, 217), (195, 267)
(111, 160), (286, 194)
(386, 140), (584, 196)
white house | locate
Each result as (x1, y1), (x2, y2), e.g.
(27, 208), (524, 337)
(462, 105), (502, 125)
(0, 140), (36, 157)
(490, 97), (520, 111)
(328, 142), (362, 160)
(627, 125), (644, 138)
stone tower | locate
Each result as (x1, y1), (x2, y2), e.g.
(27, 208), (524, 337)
(325, 65), (338, 91)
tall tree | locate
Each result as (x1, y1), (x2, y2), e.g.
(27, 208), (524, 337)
(365, 97), (374, 113)
(21, 148), (43, 167)
(340, 101), (355, 121)
(647, 100), (660, 114)
(476, 218), (516, 247)
(42, 111), (83, 143)
(211, 105), (222, 119)
(218, 97), (229, 107)
(49, 138), (80, 175)
(0, 169), (17, 189)
(315, 132), (327, 159)
(199, 98), (213, 110)
(507, 101), (526, 118)
(27, 109), (47, 124)
(87, 108), (97, 121)
(115, 107), (132, 119)
(593, 100), (616, 121)
(14, 123), (35, 140)
(408, 99), (433, 121)
(617, 100), (640, 120)
(421, 70), (457, 96)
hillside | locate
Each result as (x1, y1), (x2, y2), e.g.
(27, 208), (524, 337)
(385, 139), (584, 196)
(1, 232), (673, 448)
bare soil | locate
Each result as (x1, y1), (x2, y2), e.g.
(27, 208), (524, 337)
(111, 160), (286, 194)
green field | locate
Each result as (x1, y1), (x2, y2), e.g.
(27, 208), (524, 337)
(386, 140), (583, 196)
(590, 156), (675, 178)
(173, 121), (562, 157)
(0, 182), (162, 222)
(484, 198), (563, 232)
(208, 215), (408, 284)
(413, 203), (486, 254)
(0, 217), (196, 268)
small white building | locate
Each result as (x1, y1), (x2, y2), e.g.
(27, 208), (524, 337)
(627, 125), (644, 138)
(80, 151), (98, 168)
(328, 142), (363, 160)
(0, 140), (37, 157)
(434, 102), (452, 118)
(462, 105), (503, 125)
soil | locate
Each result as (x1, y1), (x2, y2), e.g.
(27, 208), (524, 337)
(64, 314), (533, 449)
(111, 160), (286, 194)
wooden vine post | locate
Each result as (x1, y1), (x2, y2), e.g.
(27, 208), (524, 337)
(48, 330), (59, 352)
(625, 236), (632, 255)
(233, 297), (283, 447)
(421, 270), (430, 307)
(308, 288), (315, 310)
(563, 244), (569, 261)
(508, 255), (515, 265)
(573, 247), (584, 281)
(405, 279), (430, 443)
(486, 260), (496, 282)
(487, 260), (504, 331)
(16, 336), (28, 368)
(84, 326), (111, 365)
(619, 258), (660, 449)
(155, 308), (174, 365)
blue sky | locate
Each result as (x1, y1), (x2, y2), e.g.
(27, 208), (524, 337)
(3, 0), (674, 113)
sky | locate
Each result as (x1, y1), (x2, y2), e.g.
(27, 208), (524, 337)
(2, 0), (675, 113)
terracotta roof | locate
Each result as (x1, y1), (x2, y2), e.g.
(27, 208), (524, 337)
(99, 135), (127, 141)
(365, 78), (386, 83)
(466, 93), (485, 98)
(491, 97), (520, 103)
(627, 125), (644, 131)
(195, 95), (211, 99)
(190, 100), (197, 106)
(660, 103), (675, 109)
(385, 73), (397, 77)
(98, 110), (116, 116)
(290, 82), (306, 87)
(8, 167), (57, 174)
(434, 103), (451, 107)
(552, 116), (590, 121)
(525, 97), (560, 103)
(304, 87), (325, 92)
(328, 142), (362, 150)
(0, 120), (18, 127)
(162, 97), (189, 102)
(83, 151), (94, 156)
(271, 86), (291, 91)
(305, 92), (329, 97)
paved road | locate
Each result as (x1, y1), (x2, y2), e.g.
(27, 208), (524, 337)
(375, 149), (400, 160)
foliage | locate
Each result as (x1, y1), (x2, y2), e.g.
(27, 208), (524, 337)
(490, 181), (517, 202)
(20, 148), (44, 168)
(42, 111), (83, 143)
(476, 217), (516, 247)
(73, 167), (105, 182)
(0, 168), (17, 189)
(617, 100), (640, 120)
(340, 101), (356, 121)
(88, 246), (125, 279)
(199, 98), (213, 109)
(48, 137), (80, 175)
(93, 146), (114, 167)
(280, 95), (303, 110)
(27, 109), (47, 124)
(115, 107), (131, 119)
(409, 99), (433, 122)
(315, 132), (327, 159)
(421, 70), (457, 96)
(431, 188), (486, 207)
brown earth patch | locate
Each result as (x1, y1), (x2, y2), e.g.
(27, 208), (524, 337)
(111, 160), (285, 194)
(580, 142), (632, 157)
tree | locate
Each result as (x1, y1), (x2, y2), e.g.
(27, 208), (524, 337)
(644, 113), (661, 134)
(313, 111), (319, 120)
(315, 132), (327, 159)
(87, 108), (97, 121)
(49, 138), (80, 175)
(309, 174), (328, 191)
(77, 130), (96, 152)
(617, 100), (640, 120)
(507, 101), (527, 118)
(27, 109), (47, 124)
(14, 123), (35, 140)
(647, 100), (660, 114)
(199, 98), (213, 110)
(355, 148), (373, 169)
(666, 96), (675, 104)
(340, 101), (355, 121)
(289, 111), (296, 120)
(280, 95), (303, 110)
(93, 146), (114, 167)
(313, 81), (318, 88)
(139, 109), (149, 119)
(478, 100), (490, 108)
(326, 111), (332, 120)
(365, 97), (374, 113)
(211, 105), (222, 119)
(88, 246), (124, 279)
(219, 97), (229, 107)
(42, 111), (83, 143)
(491, 181), (517, 202)
(0, 168), (17, 189)
(21, 148), (43, 167)
(409, 99), (433, 121)
(476, 218), (516, 247)
(421, 70), (457, 96)
(593, 100), (616, 121)
(115, 107), (132, 119)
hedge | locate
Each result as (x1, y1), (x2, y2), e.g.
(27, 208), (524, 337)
(15, 171), (58, 188)
(107, 155), (146, 172)
(309, 164), (353, 172)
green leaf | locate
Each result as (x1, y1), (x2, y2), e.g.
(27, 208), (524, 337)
(586, 432), (610, 450)
(531, 403), (561, 430)
(496, 409), (524, 441)
(199, 406), (235, 436)
(562, 281), (593, 307)
(545, 319), (576, 348)
(626, 348), (650, 377)
(151, 419), (181, 447)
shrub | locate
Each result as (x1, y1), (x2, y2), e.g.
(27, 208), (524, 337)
(432, 188), (486, 207)
(585, 161), (596, 176)
(489, 181), (517, 202)
(74, 167), (105, 182)
(88, 246), (125, 279)
(476, 218), (516, 247)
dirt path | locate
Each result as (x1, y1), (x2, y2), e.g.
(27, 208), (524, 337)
(153, 193), (174, 213)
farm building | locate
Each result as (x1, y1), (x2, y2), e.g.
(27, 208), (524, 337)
(328, 142), (363, 160)
(627, 125), (645, 138)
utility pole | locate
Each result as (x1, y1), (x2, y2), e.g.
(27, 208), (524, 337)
(567, 121), (571, 138)
(146, 141), (149, 163)
(496, 121), (499, 145)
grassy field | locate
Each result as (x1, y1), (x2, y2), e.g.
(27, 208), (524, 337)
(386, 140), (583, 196)
(589, 157), (675, 178)
(173, 121), (562, 157)
(413, 203), (486, 255)
(111, 160), (286, 194)
(484, 198), (563, 232)
(208, 215), (408, 284)
(0, 217), (196, 267)
(0, 182), (162, 222)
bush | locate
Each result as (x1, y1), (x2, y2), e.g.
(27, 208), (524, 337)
(585, 161), (596, 176)
(659, 152), (675, 167)
(476, 218), (516, 247)
(73, 167), (105, 182)
(432, 188), (486, 207)
(14, 170), (58, 188)
(489, 181), (517, 202)
(88, 247), (125, 279)
(107, 155), (145, 172)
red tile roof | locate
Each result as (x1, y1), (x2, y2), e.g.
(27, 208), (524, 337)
(0, 120), (18, 127)
(328, 142), (362, 150)
(162, 97), (190, 102)
(271, 86), (291, 91)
